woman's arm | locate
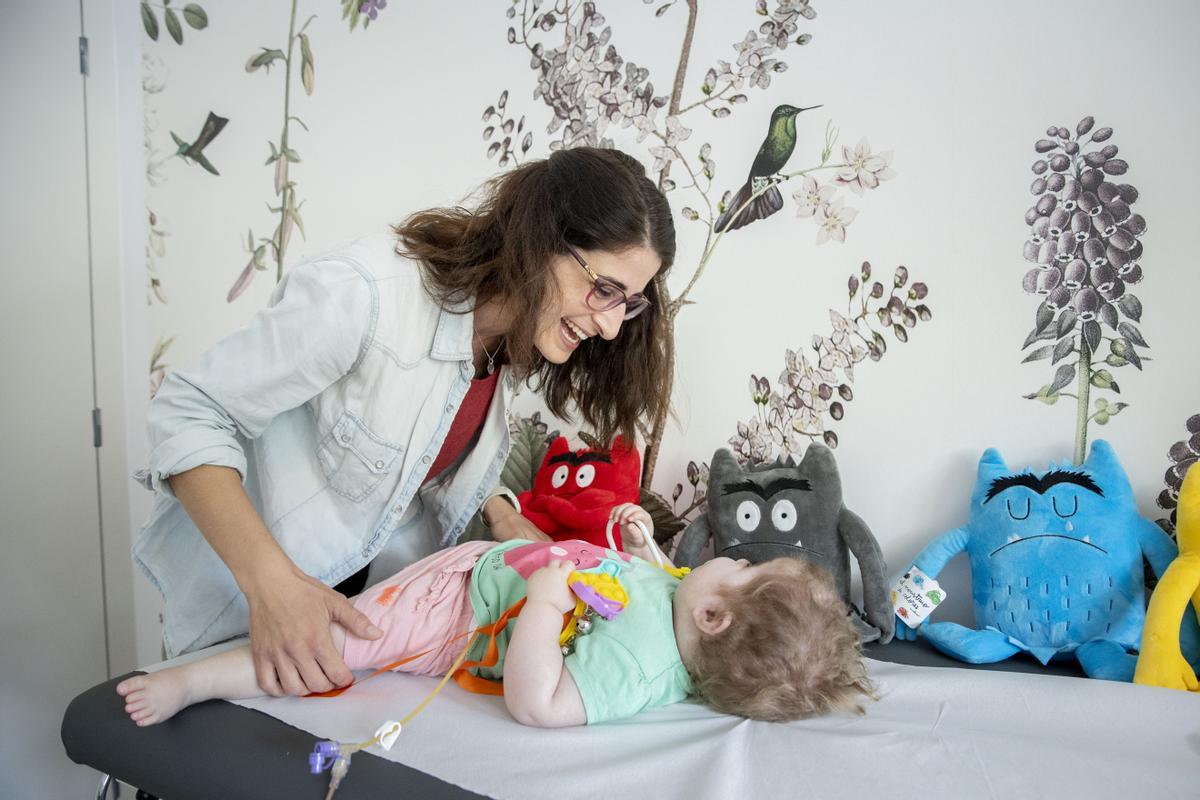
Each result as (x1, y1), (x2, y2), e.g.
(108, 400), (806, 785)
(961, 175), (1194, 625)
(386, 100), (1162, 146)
(503, 561), (587, 727)
(482, 494), (552, 542)
(169, 465), (381, 696)
(147, 261), (382, 695)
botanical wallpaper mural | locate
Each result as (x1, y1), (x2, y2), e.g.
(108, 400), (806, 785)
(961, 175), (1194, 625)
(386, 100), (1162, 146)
(143, 0), (384, 393)
(141, 1), (213, 394)
(139, 1), (1198, 632)
(1158, 414), (1200, 536)
(474, 1), (936, 538)
(1019, 118), (1149, 465)
(229, 0), (381, 300)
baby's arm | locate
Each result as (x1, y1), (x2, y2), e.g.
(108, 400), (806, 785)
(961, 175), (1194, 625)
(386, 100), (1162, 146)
(503, 561), (587, 727)
(609, 502), (675, 567)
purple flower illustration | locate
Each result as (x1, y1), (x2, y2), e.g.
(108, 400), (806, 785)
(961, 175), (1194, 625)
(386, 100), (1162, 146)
(1019, 117), (1149, 464)
(730, 261), (932, 464)
(1156, 414), (1200, 535)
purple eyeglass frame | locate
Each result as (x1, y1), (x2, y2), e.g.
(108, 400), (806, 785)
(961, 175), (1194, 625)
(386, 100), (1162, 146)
(564, 244), (652, 320)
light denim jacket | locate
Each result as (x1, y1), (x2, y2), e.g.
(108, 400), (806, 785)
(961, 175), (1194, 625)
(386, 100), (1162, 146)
(133, 234), (514, 657)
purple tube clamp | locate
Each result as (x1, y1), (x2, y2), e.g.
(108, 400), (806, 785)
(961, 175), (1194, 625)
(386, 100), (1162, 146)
(309, 740), (341, 774)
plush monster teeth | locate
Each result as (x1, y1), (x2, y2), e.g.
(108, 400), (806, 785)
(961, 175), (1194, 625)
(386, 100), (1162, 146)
(794, 538), (804, 547)
(1082, 535), (1091, 543)
(1008, 534), (1020, 543)
(728, 537), (740, 547)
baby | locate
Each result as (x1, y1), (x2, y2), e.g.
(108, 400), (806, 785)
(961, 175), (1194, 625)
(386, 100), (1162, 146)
(118, 504), (874, 727)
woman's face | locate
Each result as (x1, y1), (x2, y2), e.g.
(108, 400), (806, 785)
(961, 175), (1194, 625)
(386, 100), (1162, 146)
(533, 244), (661, 364)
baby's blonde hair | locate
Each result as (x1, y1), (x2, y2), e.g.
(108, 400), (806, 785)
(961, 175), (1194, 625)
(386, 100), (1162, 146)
(685, 557), (876, 722)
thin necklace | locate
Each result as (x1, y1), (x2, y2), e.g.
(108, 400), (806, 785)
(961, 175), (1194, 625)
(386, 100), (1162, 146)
(474, 330), (501, 376)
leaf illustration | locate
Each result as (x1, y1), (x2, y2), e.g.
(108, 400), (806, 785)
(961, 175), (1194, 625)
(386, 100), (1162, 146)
(165, 8), (183, 44)
(1051, 337), (1074, 364)
(1083, 320), (1102, 353)
(1049, 363), (1076, 394)
(1022, 345), (1053, 363)
(500, 418), (558, 494)
(289, 207), (306, 241)
(577, 430), (604, 450)
(1035, 301), (1054, 333)
(1118, 321), (1149, 348)
(183, 4), (208, 29)
(246, 48), (285, 73)
(1055, 309), (1077, 339)
(1099, 302), (1118, 330)
(1025, 384), (1061, 405)
(1116, 294), (1142, 322)
(141, 2), (159, 40)
(639, 488), (686, 545)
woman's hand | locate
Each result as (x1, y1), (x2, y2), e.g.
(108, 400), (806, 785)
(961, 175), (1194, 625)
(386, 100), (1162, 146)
(243, 566), (383, 697)
(485, 495), (552, 543)
(525, 560), (577, 614)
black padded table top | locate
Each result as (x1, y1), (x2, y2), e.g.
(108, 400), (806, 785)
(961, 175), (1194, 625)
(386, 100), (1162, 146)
(61, 638), (1083, 799)
(61, 671), (488, 800)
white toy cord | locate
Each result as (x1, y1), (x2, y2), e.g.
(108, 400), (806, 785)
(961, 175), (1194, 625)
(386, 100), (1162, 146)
(606, 519), (664, 567)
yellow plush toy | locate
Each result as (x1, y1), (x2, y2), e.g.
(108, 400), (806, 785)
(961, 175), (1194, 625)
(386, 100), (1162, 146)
(1135, 463), (1200, 691)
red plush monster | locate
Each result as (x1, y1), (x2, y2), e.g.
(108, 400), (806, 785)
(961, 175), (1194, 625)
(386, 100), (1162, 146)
(517, 436), (642, 551)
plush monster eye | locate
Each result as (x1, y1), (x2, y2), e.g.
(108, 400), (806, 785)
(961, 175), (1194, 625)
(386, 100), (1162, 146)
(1052, 495), (1078, 518)
(551, 465), (570, 488)
(735, 500), (762, 532)
(575, 464), (596, 488)
(771, 499), (797, 532)
(1006, 497), (1031, 520)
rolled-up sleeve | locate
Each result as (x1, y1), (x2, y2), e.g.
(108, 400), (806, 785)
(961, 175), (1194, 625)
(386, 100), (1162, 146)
(136, 257), (376, 496)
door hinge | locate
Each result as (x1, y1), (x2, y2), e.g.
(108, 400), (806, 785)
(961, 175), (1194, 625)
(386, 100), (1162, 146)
(92, 408), (102, 448)
(79, 36), (89, 76)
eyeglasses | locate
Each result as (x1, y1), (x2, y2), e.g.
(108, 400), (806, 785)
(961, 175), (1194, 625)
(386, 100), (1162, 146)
(564, 244), (652, 320)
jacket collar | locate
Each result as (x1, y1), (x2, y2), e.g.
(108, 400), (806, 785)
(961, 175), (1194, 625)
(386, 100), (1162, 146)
(430, 297), (474, 362)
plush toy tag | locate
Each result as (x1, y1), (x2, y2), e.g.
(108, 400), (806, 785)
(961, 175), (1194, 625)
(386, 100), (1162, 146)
(891, 567), (947, 628)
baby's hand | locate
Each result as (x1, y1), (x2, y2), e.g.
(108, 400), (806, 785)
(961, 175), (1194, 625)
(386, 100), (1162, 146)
(609, 503), (654, 551)
(526, 561), (576, 614)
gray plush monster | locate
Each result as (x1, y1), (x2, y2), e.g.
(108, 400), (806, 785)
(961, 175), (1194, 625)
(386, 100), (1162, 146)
(674, 445), (894, 643)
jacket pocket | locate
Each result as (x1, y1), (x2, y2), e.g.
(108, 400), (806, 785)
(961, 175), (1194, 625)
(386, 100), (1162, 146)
(317, 410), (403, 502)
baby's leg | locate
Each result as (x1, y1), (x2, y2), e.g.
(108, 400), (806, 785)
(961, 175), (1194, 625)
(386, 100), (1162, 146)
(116, 625), (349, 726)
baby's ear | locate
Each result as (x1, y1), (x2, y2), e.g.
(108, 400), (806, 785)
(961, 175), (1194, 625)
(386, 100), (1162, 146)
(693, 602), (732, 636)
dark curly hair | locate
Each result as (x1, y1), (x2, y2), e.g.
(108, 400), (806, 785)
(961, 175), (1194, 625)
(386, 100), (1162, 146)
(393, 146), (675, 443)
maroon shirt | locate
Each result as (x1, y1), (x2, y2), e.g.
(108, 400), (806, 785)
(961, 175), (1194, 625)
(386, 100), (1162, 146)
(422, 369), (501, 484)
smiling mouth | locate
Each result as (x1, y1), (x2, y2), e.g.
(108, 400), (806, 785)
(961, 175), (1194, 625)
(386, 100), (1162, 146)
(720, 540), (825, 559)
(561, 318), (590, 346)
(988, 534), (1108, 558)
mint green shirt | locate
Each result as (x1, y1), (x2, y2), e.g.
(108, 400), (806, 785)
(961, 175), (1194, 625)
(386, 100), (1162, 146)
(468, 539), (693, 724)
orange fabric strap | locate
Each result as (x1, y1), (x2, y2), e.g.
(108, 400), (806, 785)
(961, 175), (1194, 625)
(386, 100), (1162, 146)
(451, 598), (528, 695)
(307, 597), (536, 699)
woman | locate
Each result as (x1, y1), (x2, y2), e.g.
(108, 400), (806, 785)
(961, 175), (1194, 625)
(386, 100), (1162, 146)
(134, 146), (675, 698)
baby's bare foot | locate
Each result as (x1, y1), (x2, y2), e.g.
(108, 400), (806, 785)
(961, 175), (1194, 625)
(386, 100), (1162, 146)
(116, 670), (193, 726)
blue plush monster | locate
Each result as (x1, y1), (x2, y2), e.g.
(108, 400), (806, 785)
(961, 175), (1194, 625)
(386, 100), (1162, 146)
(895, 440), (1199, 680)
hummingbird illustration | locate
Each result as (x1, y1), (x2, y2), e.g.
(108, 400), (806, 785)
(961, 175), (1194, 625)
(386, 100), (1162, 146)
(714, 103), (822, 233)
(170, 111), (229, 176)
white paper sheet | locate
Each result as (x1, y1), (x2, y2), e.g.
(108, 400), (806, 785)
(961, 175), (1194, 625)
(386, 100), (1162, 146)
(216, 658), (1200, 799)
